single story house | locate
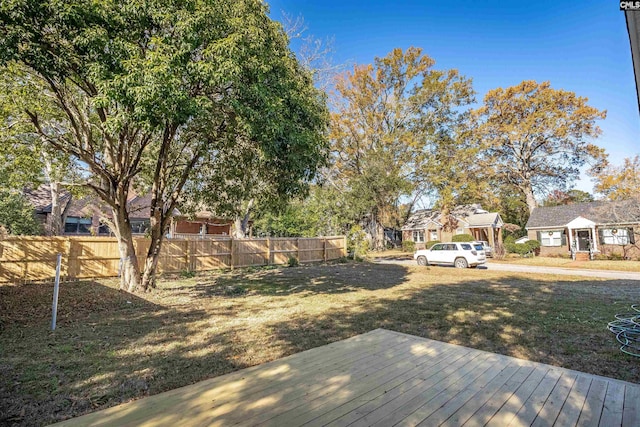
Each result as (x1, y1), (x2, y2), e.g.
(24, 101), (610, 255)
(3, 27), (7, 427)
(402, 204), (504, 250)
(525, 200), (639, 260)
(24, 185), (238, 238)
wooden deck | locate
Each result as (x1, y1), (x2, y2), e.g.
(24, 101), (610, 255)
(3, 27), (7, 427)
(56, 329), (640, 427)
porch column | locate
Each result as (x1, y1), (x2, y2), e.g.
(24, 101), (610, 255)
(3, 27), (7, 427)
(591, 226), (598, 252)
(487, 227), (495, 247)
(566, 226), (573, 252)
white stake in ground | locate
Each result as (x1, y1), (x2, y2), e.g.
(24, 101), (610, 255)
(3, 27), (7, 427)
(51, 253), (62, 331)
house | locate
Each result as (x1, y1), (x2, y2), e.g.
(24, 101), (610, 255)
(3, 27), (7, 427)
(525, 200), (639, 260)
(402, 204), (504, 250)
(24, 185), (237, 238)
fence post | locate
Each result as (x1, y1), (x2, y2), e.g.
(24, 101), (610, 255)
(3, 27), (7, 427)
(343, 235), (347, 258)
(323, 238), (327, 262)
(266, 238), (271, 265)
(64, 238), (72, 279)
(230, 238), (236, 270)
(297, 237), (301, 262)
(184, 240), (191, 272)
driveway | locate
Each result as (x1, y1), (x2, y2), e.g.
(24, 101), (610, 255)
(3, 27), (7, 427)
(373, 258), (640, 281)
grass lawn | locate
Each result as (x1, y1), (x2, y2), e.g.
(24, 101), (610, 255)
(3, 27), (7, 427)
(492, 256), (640, 272)
(1, 262), (639, 425)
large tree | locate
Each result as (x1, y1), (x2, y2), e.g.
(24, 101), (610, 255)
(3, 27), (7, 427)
(472, 80), (607, 213)
(329, 47), (474, 249)
(0, 0), (328, 291)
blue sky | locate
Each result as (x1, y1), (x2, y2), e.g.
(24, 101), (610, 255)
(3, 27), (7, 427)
(267, 0), (639, 194)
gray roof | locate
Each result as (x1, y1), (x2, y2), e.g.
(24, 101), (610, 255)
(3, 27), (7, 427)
(401, 209), (441, 230)
(526, 200), (640, 228)
(23, 184), (71, 213)
(402, 204), (499, 230)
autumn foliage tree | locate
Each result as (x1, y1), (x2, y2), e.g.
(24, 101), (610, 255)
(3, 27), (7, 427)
(329, 47), (474, 249)
(592, 155), (640, 201)
(472, 80), (607, 213)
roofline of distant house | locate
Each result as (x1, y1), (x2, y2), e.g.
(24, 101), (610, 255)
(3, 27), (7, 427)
(527, 222), (639, 230)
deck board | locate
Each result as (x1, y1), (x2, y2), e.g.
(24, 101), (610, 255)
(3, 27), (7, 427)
(55, 329), (640, 427)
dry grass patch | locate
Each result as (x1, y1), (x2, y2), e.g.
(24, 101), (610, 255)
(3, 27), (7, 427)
(493, 256), (640, 271)
(1, 262), (639, 425)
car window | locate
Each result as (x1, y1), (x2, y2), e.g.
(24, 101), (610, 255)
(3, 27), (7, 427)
(461, 244), (472, 250)
(444, 244), (456, 250)
(431, 244), (442, 251)
(473, 243), (484, 251)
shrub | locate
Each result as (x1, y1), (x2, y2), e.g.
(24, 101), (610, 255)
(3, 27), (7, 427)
(452, 234), (474, 242)
(179, 270), (196, 279)
(426, 240), (440, 249)
(525, 240), (540, 251)
(347, 225), (369, 259)
(287, 256), (299, 267)
(402, 240), (416, 253)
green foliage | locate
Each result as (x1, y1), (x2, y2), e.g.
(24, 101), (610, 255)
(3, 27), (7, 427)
(179, 270), (196, 279)
(0, 0), (329, 290)
(452, 234), (474, 242)
(402, 240), (416, 253)
(287, 256), (299, 267)
(505, 240), (538, 257)
(347, 225), (369, 259)
(252, 186), (347, 237)
(0, 190), (42, 235)
(525, 240), (540, 251)
(425, 240), (440, 249)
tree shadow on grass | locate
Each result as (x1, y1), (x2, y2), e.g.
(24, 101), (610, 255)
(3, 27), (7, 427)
(0, 281), (242, 426)
(179, 263), (413, 298)
(266, 275), (640, 384)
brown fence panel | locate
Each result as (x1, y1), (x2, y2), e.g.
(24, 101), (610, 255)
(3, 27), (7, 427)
(0, 235), (346, 282)
(270, 238), (298, 265)
(298, 238), (324, 263)
(192, 238), (232, 270)
(233, 239), (268, 268)
(0, 237), (67, 282)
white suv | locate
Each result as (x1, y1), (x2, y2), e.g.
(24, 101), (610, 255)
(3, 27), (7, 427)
(413, 242), (486, 268)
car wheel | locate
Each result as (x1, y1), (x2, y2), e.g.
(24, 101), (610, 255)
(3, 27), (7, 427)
(454, 257), (468, 269)
(416, 256), (428, 266)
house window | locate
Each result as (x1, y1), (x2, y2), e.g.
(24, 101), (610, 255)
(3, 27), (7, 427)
(64, 217), (92, 234)
(98, 222), (111, 235)
(455, 228), (464, 235)
(131, 219), (150, 234)
(429, 230), (438, 241)
(412, 230), (425, 243)
(541, 230), (562, 247)
(602, 228), (629, 245)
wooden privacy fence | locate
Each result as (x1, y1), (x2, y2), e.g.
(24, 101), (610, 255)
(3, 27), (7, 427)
(0, 236), (347, 283)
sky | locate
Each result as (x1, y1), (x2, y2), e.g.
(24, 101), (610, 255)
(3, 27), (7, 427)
(266, 0), (639, 195)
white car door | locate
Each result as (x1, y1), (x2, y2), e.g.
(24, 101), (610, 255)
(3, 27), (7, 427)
(428, 244), (445, 263)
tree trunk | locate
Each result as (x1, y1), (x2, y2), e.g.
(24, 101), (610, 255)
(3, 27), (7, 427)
(232, 217), (246, 238)
(141, 224), (164, 291)
(365, 214), (385, 251)
(112, 207), (141, 292)
(48, 181), (63, 236)
(231, 199), (254, 238)
(523, 183), (538, 213)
